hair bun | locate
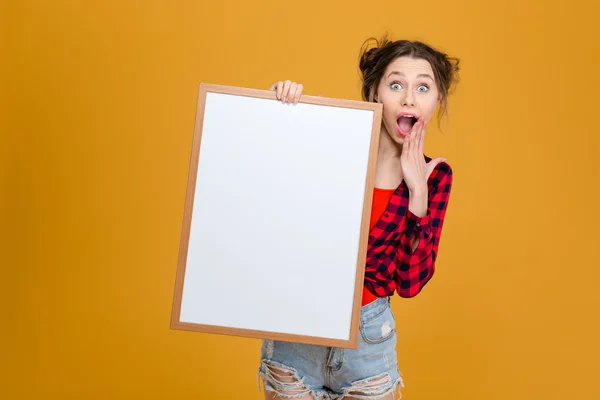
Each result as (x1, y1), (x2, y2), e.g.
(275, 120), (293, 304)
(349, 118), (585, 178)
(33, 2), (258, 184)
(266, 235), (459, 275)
(359, 47), (379, 74)
(359, 35), (391, 74)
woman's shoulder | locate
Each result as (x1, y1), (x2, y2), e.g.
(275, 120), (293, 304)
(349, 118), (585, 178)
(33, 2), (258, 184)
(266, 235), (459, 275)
(424, 154), (453, 189)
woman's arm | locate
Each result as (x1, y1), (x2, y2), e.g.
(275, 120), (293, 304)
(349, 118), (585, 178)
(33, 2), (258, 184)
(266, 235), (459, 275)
(394, 118), (453, 298)
(395, 164), (453, 298)
(407, 187), (428, 251)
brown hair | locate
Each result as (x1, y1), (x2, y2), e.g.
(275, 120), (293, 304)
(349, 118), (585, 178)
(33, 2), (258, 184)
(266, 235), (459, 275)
(359, 34), (460, 125)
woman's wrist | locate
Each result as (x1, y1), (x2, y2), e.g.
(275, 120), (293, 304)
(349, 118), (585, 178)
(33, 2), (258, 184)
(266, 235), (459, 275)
(408, 186), (428, 218)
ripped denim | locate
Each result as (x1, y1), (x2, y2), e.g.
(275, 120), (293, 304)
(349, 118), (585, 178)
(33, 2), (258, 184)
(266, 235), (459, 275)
(258, 297), (403, 399)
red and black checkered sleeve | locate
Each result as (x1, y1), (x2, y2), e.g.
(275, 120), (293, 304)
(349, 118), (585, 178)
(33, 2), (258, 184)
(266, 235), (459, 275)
(395, 162), (453, 298)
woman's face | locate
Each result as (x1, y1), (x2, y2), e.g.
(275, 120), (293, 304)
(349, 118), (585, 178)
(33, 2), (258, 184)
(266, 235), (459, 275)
(375, 56), (441, 146)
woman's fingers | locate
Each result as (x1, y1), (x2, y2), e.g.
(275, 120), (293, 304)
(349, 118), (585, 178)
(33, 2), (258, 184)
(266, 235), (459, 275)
(292, 84), (304, 103)
(401, 132), (410, 159)
(286, 82), (298, 103)
(417, 118), (426, 155)
(281, 80), (292, 102)
(269, 80), (304, 103)
(269, 81), (284, 100)
(409, 120), (420, 154)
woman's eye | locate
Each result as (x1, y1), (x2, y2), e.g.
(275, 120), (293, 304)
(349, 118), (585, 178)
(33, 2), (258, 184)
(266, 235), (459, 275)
(390, 83), (402, 91)
(417, 85), (429, 92)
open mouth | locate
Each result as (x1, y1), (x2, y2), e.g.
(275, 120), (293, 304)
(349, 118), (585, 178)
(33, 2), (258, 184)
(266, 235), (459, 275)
(396, 115), (418, 136)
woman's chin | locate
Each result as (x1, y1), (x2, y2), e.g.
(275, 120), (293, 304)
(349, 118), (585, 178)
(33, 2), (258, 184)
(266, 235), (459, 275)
(381, 123), (406, 147)
(393, 127), (408, 143)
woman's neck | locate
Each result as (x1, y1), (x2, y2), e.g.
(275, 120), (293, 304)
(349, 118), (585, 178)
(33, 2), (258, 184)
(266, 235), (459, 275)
(374, 127), (404, 189)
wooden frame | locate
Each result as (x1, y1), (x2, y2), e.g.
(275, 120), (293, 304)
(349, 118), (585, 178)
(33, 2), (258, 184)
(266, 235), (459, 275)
(170, 83), (382, 349)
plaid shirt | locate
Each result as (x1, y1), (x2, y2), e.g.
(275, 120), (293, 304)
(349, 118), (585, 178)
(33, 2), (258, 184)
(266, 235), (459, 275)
(364, 156), (453, 298)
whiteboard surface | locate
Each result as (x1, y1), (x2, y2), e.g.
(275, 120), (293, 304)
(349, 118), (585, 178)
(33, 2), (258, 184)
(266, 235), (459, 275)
(179, 92), (375, 341)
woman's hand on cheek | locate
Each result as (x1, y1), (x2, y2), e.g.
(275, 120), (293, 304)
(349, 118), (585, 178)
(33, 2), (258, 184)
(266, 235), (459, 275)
(401, 118), (446, 194)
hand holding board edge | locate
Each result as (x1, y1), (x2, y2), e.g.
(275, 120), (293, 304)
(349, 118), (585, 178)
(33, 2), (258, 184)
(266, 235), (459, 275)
(170, 83), (382, 349)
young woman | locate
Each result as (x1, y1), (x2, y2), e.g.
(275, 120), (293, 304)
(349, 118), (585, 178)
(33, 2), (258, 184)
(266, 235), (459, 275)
(258, 35), (460, 400)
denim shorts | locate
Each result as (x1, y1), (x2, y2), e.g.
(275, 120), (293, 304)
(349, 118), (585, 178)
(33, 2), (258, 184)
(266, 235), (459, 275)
(258, 297), (403, 399)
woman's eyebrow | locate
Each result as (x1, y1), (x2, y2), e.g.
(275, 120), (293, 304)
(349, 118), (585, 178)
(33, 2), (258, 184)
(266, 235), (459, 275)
(387, 71), (434, 80)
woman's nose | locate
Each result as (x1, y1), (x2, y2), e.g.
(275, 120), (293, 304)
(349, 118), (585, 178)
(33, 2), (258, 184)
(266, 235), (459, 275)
(401, 91), (415, 107)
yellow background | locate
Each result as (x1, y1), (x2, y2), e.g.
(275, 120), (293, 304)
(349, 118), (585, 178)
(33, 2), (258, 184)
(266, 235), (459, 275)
(4, 0), (600, 398)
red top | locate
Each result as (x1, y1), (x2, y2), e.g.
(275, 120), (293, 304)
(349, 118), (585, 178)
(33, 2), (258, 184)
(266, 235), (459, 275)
(362, 187), (396, 305)
(362, 157), (453, 304)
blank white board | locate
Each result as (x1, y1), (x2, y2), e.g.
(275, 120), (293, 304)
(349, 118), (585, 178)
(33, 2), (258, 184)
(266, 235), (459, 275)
(171, 83), (382, 349)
